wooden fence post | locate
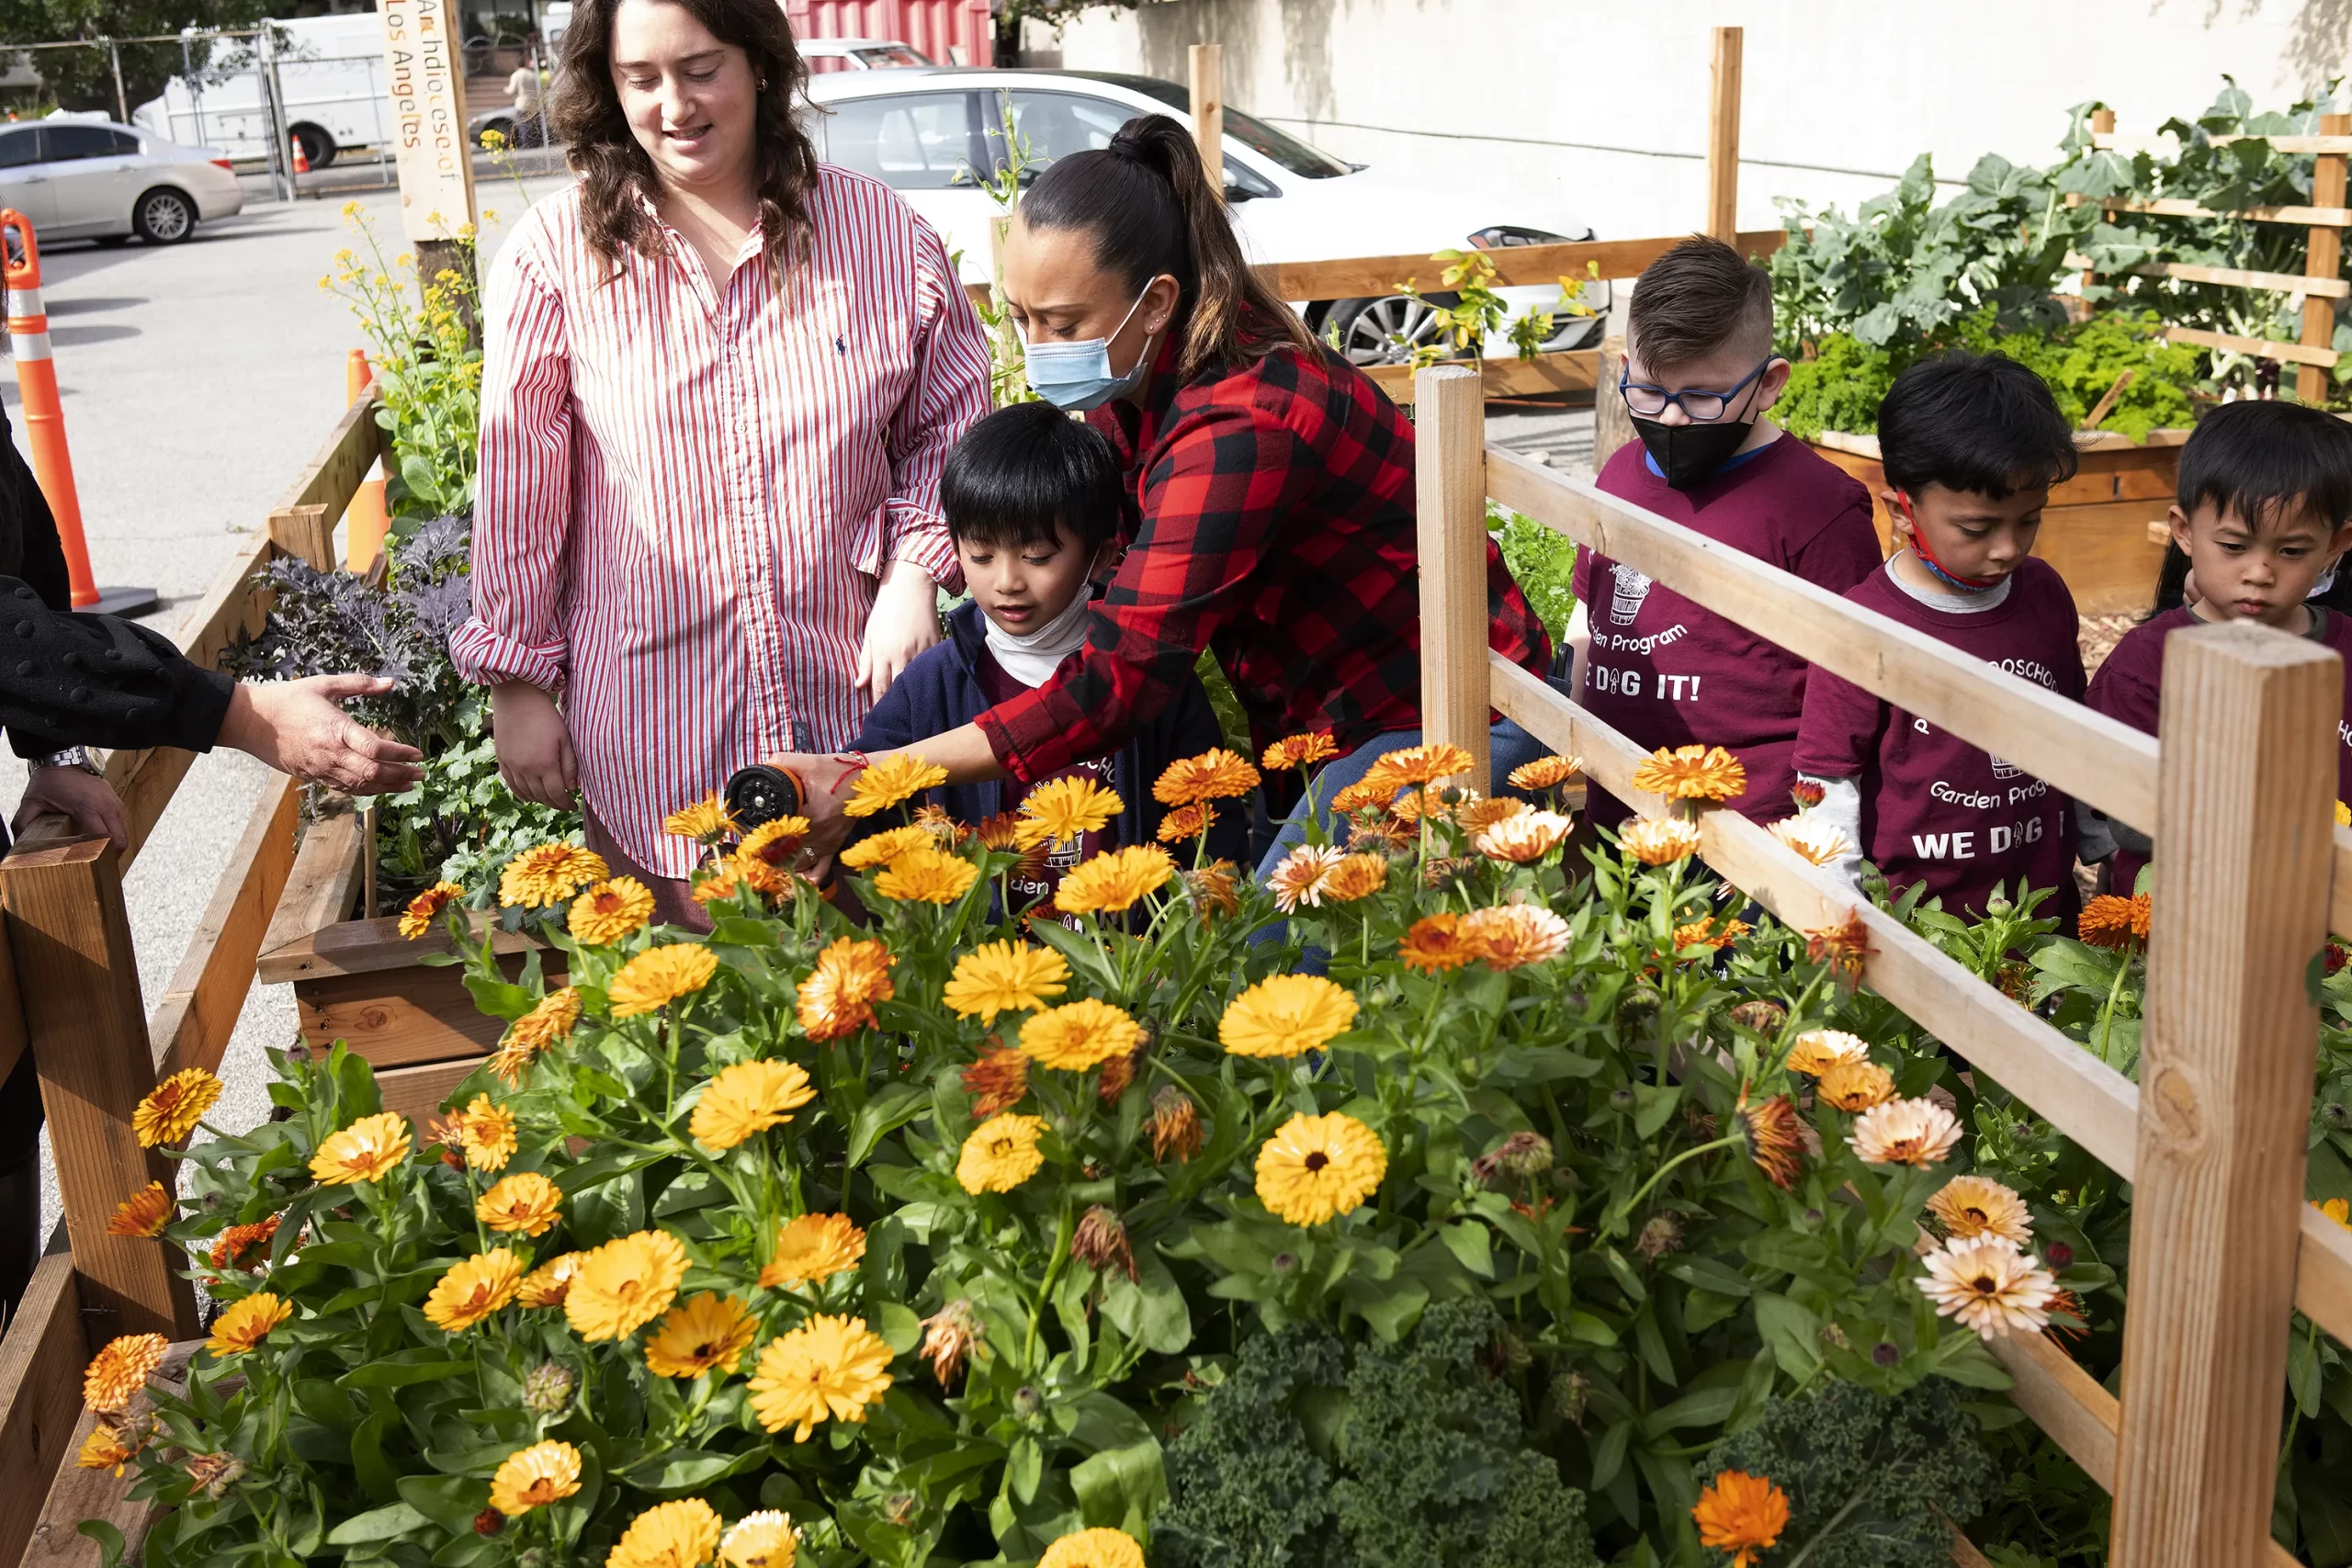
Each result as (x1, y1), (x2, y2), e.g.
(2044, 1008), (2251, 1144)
(1706, 27), (1742, 244)
(1, 840), (196, 1341)
(1189, 44), (1223, 190)
(2299, 112), (2347, 404)
(1595, 333), (1636, 469)
(1413, 364), (1492, 794)
(2079, 108), (2116, 297)
(2111, 622), (2337, 1567)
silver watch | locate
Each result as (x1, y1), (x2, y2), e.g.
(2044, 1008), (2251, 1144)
(39, 746), (100, 775)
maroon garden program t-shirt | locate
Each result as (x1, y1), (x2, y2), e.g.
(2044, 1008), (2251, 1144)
(2086, 604), (2352, 892)
(1792, 558), (2086, 922)
(1577, 434), (1883, 827)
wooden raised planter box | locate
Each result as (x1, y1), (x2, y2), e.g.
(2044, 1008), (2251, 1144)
(254, 813), (560, 1130)
(1807, 428), (2185, 616)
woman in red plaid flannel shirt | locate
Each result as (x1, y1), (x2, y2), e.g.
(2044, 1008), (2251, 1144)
(783, 114), (1553, 871)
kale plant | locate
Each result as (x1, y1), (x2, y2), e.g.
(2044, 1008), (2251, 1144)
(1155, 1299), (1599, 1568)
(1703, 1379), (1996, 1568)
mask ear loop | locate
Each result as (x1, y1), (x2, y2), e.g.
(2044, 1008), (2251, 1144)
(1894, 490), (2002, 591)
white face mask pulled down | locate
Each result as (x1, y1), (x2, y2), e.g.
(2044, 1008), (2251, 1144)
(983, 588), (1096, 687)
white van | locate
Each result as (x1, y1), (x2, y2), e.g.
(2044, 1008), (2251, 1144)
(132, 14), (392, 170)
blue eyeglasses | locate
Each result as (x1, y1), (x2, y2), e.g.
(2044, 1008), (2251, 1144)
(1619, 356), (1779, 422)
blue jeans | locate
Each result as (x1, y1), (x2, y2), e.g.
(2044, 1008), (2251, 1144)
(1251, 719), (1554, 882)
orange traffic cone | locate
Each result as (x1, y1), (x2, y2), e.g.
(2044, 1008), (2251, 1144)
(2, 210), (153, 615)
(345, 348), (390, 573)
(290, 133), (311, 176)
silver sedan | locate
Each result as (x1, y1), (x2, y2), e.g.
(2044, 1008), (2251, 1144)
(0, 118), (243, 246)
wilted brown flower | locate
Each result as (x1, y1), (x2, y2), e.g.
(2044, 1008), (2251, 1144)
(1727, 999), (1786, 1034)
(1635, 1212), (1684, 1263)
(1472, 1131), (1554, 1186)
(921, 1300), (983, 1387)
(1184, 862), (1240, 921)
(1736, 1092), (1804, 1189)
(1070, 1205), (1137, 1282)
(209, 1213), (282, 1272)
(1804, 911), (1873, 989)
(184, 1450), (246, 1500)
(1148, 1085), (1204, 1162)
(1344, 815), (1415, 853)
(1097, 1041), (1148, 1107)
(961, 1047), (1031, 1118)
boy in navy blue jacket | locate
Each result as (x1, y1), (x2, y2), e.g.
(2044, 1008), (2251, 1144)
(853, 402), (1246, 917)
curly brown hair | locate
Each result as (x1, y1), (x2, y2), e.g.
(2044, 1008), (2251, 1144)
(550, 0), (820, 277)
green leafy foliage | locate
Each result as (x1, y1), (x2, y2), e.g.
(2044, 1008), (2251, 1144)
(1157, 1301), (1600, 1568)
(323, 206), (483, 522)
(1704, 1380), (1996, 1568)
(1489, 501), (1577, 646)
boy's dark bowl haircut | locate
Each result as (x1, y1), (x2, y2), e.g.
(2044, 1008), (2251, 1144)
(943, 402), (1125, 554)
(1627, 236), (1772, 372)
(2151, 400), (2352, 616)
(1878, 352), (2079, 500)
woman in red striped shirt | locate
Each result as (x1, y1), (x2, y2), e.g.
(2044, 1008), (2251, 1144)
(452, 0), (990, 921)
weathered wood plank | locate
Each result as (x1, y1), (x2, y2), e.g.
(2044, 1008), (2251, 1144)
(376, 1054), (492, 1129)
(1362, 349), (1597, 404)
(1705, 27), (1741, 243)
(1255, 229), (1789, 303)
(258, 808), (365, 960)
(2110, 195), (2352, 226)
(258, 912), (548, 985)
(292, 960), (559, 1067)
(148, 773), (300, 1082)
(2112, 623), (2338, 1568)
(2164, 322), (2338, 368)
(0, 1257), (82, 1568)
(1413, 367), (1493, 792)
(18, 1338), (200, 1568)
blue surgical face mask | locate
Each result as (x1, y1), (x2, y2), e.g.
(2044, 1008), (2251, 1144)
(1021, 287), (1154, 411)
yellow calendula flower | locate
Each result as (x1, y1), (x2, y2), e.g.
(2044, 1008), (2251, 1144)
(134, 1067), (223, 1148)
(759, 1213), (866, 1290)
(956, 1113), (1049, 1194)
(736, 818), (813, 878)
(1018, 998), (1142, 1072)
(1056, 843), (1176, 916)
(607, 1498), (724, 1568)
(565, 1229), (690, 1342)
(570, 877), (657, 946)
(1021, 775), (1125, 841)
(719, 1510), (800, 1568)
(1928, 1174), (2035, 1247)
(517, 1251), (584, 1308)
(608, 943), (720, 1018)
(84, 1332), (168, 1413)
(2321, 1196), (2352, 1230)
(310, 1111), (413, 1185)
(873, 844), (980, 904)
(454, 1094), (517, 1172)
(1815, 1058), (1895, 1111)
(476, 1171), (563, 1236)
(748, 1314), (894, 1440)
(488, 1439), (582, 1516)
(1154, 747), (1262, 807)
(1631, 743), (1747, 804)
(499, 842), (610, 908)
(1785, 1029), (1871, 1077)
(1037, 1528), (1148, 1568)
(424, 1248), (526, 1333)
(663, 795), (737, 843)
(797, 936), (895, 1042)
(77, 1423), (140, 1475)
(1220, 974), (1359, 1058)
(2337, 799), (2350, 829)
(207, 1292), (292, 1356)
(492, 987), (582, 1086)
(840, 824), (931, 870)
(689, 1059), (817, 1150)
(106, 1180), (173, 1238)
(1318, 852), (1390, 902)
(399, 880), (463, 940)
(942, 941), (1069, 1023)
(643, 1292), (759, 1379)
(1255, 1111), (1386, 1226)
(1156, 800), (1216, 842)
(842, 754), (949, 818)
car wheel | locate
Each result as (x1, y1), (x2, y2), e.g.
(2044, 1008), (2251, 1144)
(133, 187), (196, 244)
(1321, 293), (1469, 368)
(292, 125), (337, 169)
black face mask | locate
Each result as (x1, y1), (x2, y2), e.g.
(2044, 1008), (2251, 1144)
(1632, 414), (1755, 491)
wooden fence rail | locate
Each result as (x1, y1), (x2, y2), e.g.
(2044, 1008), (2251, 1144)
(1413, 360), (2350, 1566)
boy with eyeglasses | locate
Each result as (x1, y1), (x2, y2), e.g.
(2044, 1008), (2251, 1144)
(1566, 236), (1882, 829)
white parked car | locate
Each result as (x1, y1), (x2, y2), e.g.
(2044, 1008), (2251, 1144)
(802, 37), (936, 72)
(0, 119), (242, 245)
(134, 14), (391, 171)
(801, 68), (1607, 367)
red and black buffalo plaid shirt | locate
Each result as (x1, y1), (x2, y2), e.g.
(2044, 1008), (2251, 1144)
(974, 338), (1553, 784)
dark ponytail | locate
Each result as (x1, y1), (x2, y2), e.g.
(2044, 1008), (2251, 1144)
(1021, 113), (1314, 380)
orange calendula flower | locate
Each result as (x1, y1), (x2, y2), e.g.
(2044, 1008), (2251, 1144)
(1736, 1093), (1804, 1189)
(107, 1180), (173, 1238)
(1156, 800), (1216, 842)
(1929, 1174), (2035, 1247)
(759, 1213), (867, 1290)
(1692, 1470), (1790, 1568)
(135, 1067), (223, 1148)
(1318, 852), (1390, 902)
(1815, 1058), (1894, 1111)
(2078, 892), (2152, 950)
(1328, 777), (1395, 816)
(424, 1248), (526, 1333)
(797, 936), (895, 1042)
(961, 1046), (1031, 1117)
(570, 877), (657, 946)
(489, 1439), (583, 1517)
(1398, 912), (1486, 973)
(1507, 754), (1581, 791)
(517, 1251), (584, 1309)
(662, 795), (736, 843)
(720, 1510), (801, 1568)
(477, 1171), (564, 1236)
(1255, 1111), (1386, 1225)
(499, 842), (610, 908)
(565, 1229), (690, 1342)
(1362, 741), (1474, 789)
(842, 754), (949, 817)
(1785, 1029), (1871, 1077)
(1055, 844), (1175, 916)
(85, 1333), (169, 1413)
(454, 1094), (517, 1172)
(1036, 1529), (1147, 1568)
(643, 1292), (759, 1379)
(691, 859), (755, 908)
(311, 1111), (413, 1185)
(1265, 842), (1344, 913)
(2320, 1196), (2352, 1230)
(608, 943), (720, 1018)
(1020, 775), (1124, 841)
(492, 987), (582, 1085)
(1805, 910), (1873, 988)
(1454, 795), (1527, 833)
(735, 817), (814, 877)
(1018, 998), (1143, 1072)
(77, 1424), (140, 1475)
(400, 880), (464, 940)
(207, 1292), (293, 1356)
(209, 1214), (280, 1272)
(1153, 748), (1261, 807)
(1261, 731), (1339, 772)
(1617, 817), (1703, 865)
(608, 1499), (725, 1568)
(1461, 903), (1571, 969)
(1632, 743), (1747, 804)
(1672, 916), (1750, 953)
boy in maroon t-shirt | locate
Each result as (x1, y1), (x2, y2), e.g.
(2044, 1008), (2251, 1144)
(1792, 354), (2086, 922)
(2084, 400), (2352, 892)
(1567, 237), (1883, 829)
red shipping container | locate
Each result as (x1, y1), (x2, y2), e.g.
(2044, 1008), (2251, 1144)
(785, 0), (995, 68)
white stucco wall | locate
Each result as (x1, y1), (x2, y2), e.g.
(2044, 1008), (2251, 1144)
(1055, 0), (2351, 243)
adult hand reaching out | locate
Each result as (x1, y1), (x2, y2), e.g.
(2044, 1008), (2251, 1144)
(491, 681), (578, 809)
(218, 675), (425, 793)
(854, 561), (942, 706)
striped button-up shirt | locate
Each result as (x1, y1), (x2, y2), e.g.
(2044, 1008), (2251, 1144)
(453, 171), (992, 877)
